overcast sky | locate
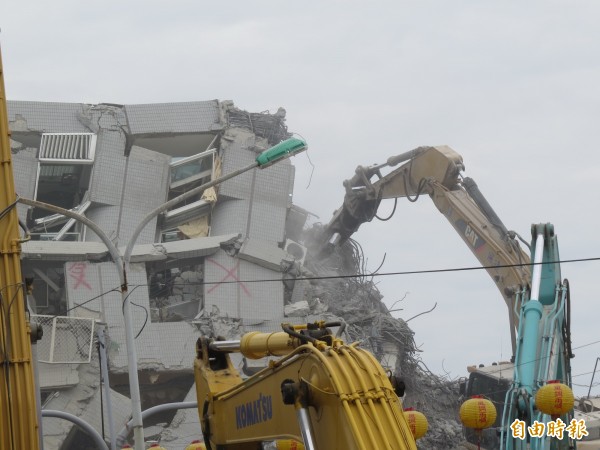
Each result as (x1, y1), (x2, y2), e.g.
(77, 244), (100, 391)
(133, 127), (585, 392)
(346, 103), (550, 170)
(2, 1), (599, 395)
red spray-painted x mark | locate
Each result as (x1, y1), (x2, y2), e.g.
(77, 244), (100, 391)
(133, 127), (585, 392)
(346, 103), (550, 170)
(68, 262), (92, 290)
(206, 258), (252, 298)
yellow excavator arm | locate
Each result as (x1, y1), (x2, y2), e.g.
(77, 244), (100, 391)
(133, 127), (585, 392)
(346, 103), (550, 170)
(194, 322), (417, 450)
(318, 145), (531, 355)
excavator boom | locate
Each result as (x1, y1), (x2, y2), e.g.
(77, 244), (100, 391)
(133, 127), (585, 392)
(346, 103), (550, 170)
(319, 145), (530, 354)
(195, 323), (418, 450)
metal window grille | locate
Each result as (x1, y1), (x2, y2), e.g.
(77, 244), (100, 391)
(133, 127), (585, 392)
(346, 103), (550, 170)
(39, 133), (97, 162)
(32, 315), (95, 364)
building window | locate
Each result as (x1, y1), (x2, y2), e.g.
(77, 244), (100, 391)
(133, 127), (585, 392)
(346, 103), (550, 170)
(147, 262), (204, 323)
(169, 148), (216, 192)
(21, 262), (67, 315)
(159, 148), (217, 241)
(30, 133), (96, 237)
(161, 228), (192, 243)
(34, 164), (91, 213)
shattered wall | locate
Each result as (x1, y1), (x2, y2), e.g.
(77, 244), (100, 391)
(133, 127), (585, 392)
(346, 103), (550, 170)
(203, 121), (295, 328)
(8, 99), (308, 449)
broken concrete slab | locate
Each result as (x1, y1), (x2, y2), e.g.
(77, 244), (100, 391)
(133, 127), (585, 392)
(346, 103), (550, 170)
(239, 237), (295, 272)
(125, 233), (239, 263)
(284, 300), (310, 317)
(21, 241), (109, 261)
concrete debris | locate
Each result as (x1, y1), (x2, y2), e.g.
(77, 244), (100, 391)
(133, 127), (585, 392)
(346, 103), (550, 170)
(219, 234), (243, 256)
(21, 241), (109, 261)
(128, 234), (239, 263)
(148, 269), (205, 321)
(284, 300), (310, 317)
(300, 227), (465, 450)
(239, 237), (294, 271)
(193, 306), (243, 340)
(42, 348), (131, 449)
(226, 105), (290, 145)
(157, 385), (203, 448)
(309, 297), (329, 315)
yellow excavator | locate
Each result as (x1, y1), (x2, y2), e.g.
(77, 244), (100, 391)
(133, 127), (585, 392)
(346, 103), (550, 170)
(0, 47), (41, 449)
(194, 321), (419, 450)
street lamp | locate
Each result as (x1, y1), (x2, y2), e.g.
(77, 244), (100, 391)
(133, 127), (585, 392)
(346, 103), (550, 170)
(19, 137), (307, 450)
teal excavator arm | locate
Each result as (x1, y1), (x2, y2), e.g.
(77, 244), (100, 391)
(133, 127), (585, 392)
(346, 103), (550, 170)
(500, 223), (574, 450)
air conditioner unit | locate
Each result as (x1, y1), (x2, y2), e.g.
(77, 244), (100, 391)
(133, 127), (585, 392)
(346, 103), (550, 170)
(284, 239), (307, 266)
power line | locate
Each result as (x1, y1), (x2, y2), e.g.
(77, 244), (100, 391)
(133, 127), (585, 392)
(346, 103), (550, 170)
(573, 339), (600, 352)
(13, 255), (600, 381)
(454, 337), (600, 384)
(62, 287), (121, 318)
(15, 255), (599, 303)
(127, 255), (600, 288)
(11, 280), (600, 397)
(56, 281), (600, 378)
(572, 367), (600, 379)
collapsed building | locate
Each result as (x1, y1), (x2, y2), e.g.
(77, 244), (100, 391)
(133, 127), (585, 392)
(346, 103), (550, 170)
(8, 99), (463, 449)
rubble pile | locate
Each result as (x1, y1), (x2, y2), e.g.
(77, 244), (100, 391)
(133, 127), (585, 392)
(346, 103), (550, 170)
(226, 105), (290, 145)
(300, 226), (465, 449)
